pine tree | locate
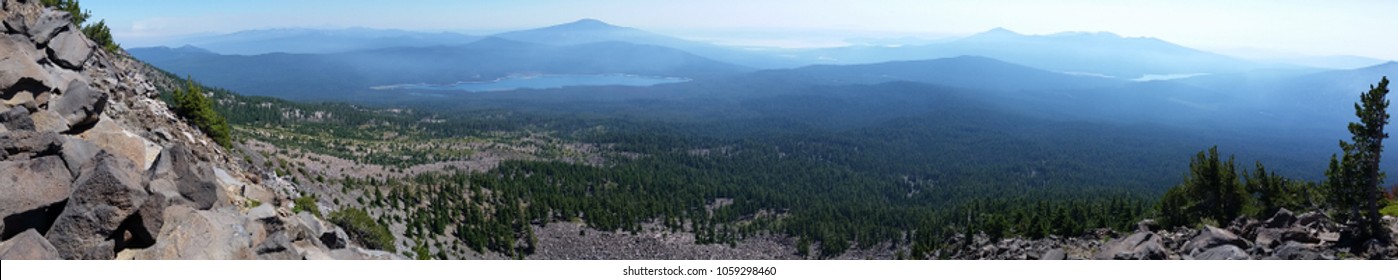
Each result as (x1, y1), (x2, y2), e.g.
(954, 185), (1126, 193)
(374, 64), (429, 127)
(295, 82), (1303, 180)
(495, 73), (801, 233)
(170, 77), (232, 147)
(1157, 146), (1246, 227)
(1331, 76), (1390, 239)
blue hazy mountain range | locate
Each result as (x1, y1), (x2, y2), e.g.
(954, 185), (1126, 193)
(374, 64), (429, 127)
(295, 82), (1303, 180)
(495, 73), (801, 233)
(153, 27), (482, 55)
(131, 36), (749, 100)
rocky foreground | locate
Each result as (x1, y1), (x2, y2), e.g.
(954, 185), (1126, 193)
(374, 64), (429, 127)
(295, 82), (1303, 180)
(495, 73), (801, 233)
(1, 0), (400, 260)
(938, 208), (1398, 260)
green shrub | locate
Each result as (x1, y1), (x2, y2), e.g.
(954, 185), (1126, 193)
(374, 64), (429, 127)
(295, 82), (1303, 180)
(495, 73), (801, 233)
(171, 77), (232, 147)
(292, 195), (320, 217)
(81, 20), (119, 53)
(329, 208), (396, 251)
(1381, 203), (1398, 218)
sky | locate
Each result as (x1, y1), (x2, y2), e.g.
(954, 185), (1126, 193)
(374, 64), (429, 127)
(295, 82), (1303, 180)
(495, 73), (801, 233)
(82, 0), (1397, 60)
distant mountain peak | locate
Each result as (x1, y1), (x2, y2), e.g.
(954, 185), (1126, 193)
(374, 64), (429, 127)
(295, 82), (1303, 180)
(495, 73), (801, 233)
(980, 27), (1020, 36)
(964, 27), (1022, 40)
(171, 44), (213, 53)
(547, 18), (626, 31)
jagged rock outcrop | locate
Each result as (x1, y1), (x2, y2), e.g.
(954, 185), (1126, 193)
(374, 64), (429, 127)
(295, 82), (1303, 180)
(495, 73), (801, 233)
(1, 0), (400, 260)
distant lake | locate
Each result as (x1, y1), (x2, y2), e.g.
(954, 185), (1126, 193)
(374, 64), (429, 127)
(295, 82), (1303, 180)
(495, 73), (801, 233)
(373, 74), (690, 92)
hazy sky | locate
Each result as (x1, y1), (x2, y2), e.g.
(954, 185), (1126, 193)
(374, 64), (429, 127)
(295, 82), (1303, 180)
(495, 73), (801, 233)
(84, 0), (1397, 60)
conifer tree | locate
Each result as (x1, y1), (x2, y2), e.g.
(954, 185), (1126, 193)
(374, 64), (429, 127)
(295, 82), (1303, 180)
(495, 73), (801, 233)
(1330, 76), (1390, 239)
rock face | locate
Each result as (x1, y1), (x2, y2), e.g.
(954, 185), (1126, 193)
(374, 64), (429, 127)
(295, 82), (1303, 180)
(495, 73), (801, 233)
(44, 152), (147, 259)
(1094, 231), (1167, 260)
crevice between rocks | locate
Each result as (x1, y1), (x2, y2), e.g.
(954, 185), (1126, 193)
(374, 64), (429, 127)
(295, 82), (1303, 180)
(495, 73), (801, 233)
(2, 77), (52, 100)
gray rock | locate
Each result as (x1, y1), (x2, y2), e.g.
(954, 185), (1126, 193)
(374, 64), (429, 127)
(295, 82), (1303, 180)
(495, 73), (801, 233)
(1192, 244), (1249, 260)
(254, 232), (294, 259)
(295, 241), (334, 260)
(1295, 211), (1330, 228)
(247, 204), (277, 221)
(1, 34), (56, 94)
(1387, 216), (1397, 239)
(291, 211), (326, 242)
(50, 80), (107, 131)
(1265, 208), (1296, 228)
(26, 9), (70, 45)
(3, 91), (35, 107)
(0, 106), (33, 131)
(29, 110), (68, 133)
(58, 136), (99, 177)
(1227, 217), (1261, 241)
(1184, 226), (1247, 252)
(1136, 219), (1159, 232)
(1255, 227), (1319, 250)
(178, 164), (224, 210)
(1273, 241), (1322, 260)
(0, 156), (72, 238)
(134, 206), (255, 259)
(0, 130), (61, 160)
(1093, 231), (1167, 260)
(127, 190), (171, 249)
(46, 29), (94, 70)
(147, 144), (226, 210)
(0, 229), (59, 260)
(45, 151), (148, 259)
(1040, 248), (1066, 260)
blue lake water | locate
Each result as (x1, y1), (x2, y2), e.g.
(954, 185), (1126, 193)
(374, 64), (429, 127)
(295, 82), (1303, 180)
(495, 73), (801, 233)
(375, 74), (690, 92)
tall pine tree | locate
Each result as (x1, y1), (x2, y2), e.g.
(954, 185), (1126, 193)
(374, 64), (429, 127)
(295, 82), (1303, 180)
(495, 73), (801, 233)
(1329, 76), (1390, 240)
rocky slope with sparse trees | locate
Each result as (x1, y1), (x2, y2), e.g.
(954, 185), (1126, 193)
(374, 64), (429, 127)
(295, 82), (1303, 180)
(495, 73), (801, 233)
(1, 0), (401, 260)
